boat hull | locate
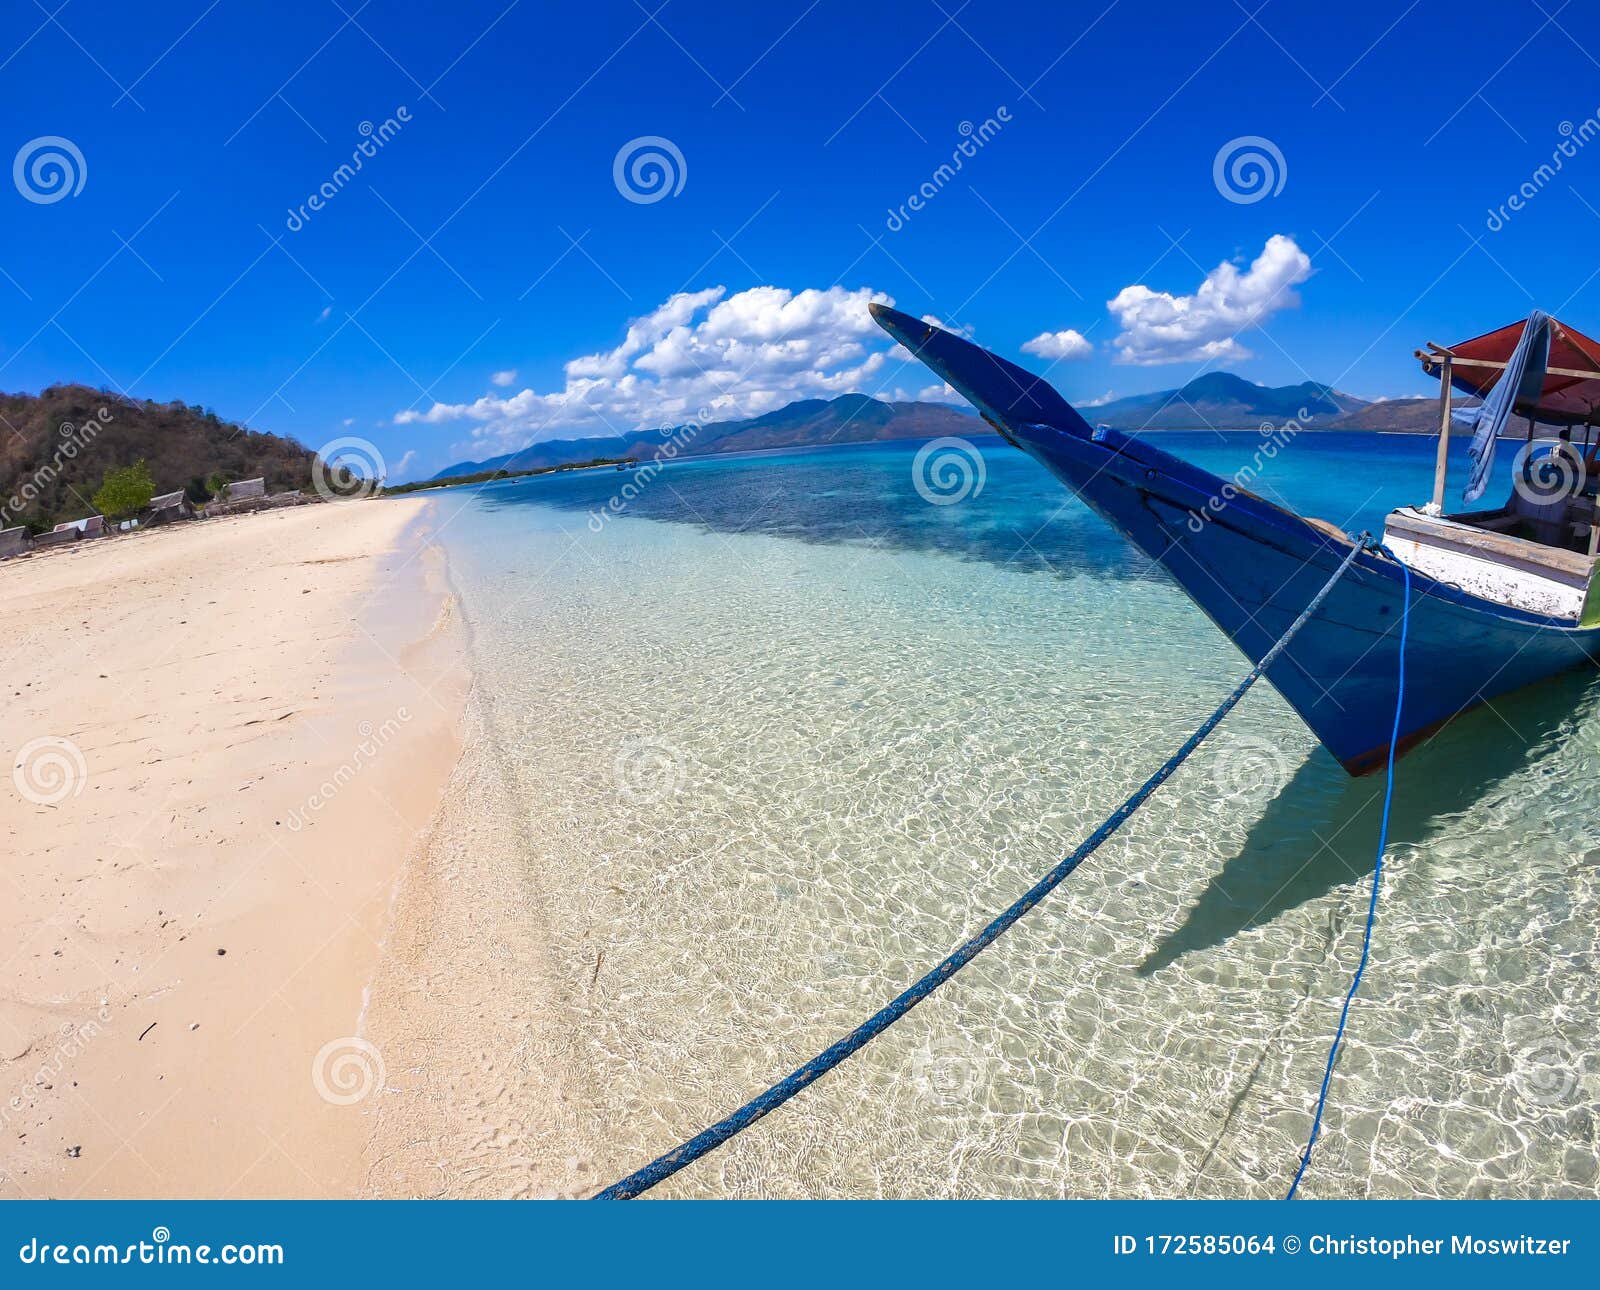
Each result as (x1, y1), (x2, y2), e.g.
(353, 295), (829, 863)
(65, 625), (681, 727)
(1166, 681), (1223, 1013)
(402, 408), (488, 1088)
(870, 304), (1600, 773)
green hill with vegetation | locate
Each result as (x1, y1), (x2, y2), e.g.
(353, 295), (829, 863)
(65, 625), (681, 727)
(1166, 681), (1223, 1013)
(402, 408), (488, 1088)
(0, 384), (316, 533)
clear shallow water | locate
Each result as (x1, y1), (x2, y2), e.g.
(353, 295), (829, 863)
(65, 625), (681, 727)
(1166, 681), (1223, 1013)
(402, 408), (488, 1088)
(427, 431), (1600, 1198)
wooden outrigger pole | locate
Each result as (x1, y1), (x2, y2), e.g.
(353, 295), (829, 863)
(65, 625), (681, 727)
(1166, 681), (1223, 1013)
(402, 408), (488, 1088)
(1428, 353), (1453, 515)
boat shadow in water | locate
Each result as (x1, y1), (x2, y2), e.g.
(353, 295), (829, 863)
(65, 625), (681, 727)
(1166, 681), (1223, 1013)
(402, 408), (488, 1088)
(1137, 669), (1600, 977)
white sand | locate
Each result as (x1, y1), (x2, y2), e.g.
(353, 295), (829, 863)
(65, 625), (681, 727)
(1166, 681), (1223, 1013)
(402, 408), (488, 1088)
(0, 499), (466, 1198)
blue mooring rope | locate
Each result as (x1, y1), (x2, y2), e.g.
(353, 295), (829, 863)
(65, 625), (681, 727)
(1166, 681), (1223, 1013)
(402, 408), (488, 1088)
(595, 537), (1377, 1200)
(1286, 547), (1410, 1199)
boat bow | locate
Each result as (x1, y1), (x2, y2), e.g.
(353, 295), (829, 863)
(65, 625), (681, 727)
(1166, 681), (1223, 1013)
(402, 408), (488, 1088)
(871, 304), (1600, 773)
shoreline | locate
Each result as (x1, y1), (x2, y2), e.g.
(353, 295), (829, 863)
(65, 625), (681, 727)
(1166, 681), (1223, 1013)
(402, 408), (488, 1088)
(0, 497), (468, 1199)
(356, 552), (588, 1199)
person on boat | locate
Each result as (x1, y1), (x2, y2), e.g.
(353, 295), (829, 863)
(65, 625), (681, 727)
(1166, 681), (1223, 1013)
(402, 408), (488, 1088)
(1553, 426), (1586, 482)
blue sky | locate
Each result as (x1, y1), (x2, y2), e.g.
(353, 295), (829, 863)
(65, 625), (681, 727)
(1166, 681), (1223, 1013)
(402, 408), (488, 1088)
(2, 0), (1598, 479)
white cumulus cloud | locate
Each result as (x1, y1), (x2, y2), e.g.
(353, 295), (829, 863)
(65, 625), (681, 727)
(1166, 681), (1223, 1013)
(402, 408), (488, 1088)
(396, 285), (940, 454)
(1107, 234), (1311, 365)
(490, 368), (517, 387)
(1021, 329), (1093, 360)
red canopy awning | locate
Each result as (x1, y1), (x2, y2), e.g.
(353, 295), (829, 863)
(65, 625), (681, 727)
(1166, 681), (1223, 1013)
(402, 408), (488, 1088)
(1421, 316), (1600, 425)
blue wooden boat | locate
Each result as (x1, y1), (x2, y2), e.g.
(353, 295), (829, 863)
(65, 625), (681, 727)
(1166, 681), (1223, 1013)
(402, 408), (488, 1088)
(871, 303), (1600, 774)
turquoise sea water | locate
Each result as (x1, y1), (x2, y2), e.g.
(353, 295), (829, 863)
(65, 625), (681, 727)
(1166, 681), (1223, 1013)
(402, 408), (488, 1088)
(427, 431), (1599, 1199)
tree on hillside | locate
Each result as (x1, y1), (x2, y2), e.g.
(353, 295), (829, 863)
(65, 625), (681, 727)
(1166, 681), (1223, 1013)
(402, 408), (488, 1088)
(93, 460), (155, 519)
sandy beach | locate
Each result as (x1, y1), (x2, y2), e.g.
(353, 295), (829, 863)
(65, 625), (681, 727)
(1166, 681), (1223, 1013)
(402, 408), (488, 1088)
(0, 499), (467, 1199)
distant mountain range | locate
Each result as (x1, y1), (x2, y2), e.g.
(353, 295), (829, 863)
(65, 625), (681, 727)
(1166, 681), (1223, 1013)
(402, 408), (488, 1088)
(1085, 372), (1461, 434)
(432, 376), (1463, 480)
(432, 393), (977, 478)
(1086, 372), (1364, 428)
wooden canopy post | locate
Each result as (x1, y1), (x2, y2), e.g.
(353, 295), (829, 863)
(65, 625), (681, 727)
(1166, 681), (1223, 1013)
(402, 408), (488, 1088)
(1428, 355), (1453, 514)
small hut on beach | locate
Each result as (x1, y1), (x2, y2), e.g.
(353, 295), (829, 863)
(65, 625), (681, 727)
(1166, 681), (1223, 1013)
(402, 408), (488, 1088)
(0, 526), (31, 559)
(145, 490), (194, 524)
